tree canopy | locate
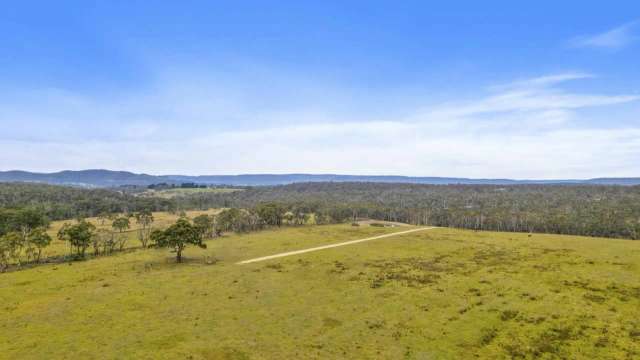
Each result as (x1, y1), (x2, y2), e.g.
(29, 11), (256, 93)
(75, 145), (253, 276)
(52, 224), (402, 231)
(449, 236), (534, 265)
(150, 218), (206, 262)
(57, 220), (96, 259)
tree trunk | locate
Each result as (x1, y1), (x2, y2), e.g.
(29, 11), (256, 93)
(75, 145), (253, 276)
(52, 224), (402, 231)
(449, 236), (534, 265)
(176, 247), (183, 263)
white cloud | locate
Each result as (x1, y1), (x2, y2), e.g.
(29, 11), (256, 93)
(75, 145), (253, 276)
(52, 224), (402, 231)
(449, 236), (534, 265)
(418, 72), (639, 120)
(570, 21), (638, 49)
(496, 73), (594, 89)
(1, 71), (639, 179)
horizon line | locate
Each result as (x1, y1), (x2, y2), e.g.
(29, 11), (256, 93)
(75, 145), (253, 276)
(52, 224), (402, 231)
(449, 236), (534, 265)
(1, 168), (638, 182)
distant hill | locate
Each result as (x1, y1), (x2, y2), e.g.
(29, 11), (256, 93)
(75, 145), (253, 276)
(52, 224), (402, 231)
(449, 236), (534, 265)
(0, 170), (159, 187)
(0, 169), (639, 187)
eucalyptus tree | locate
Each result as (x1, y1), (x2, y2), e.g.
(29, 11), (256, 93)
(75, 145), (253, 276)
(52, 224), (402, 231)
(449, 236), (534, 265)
(25, 227), (51, 262)
(150, 218), (206, 263)
(135, 210), (154, 247)
(111, 216), (130, 250)
(193, 214), (216, 238)
(57, 220), (96, 259)
(0, 232), (24, 268)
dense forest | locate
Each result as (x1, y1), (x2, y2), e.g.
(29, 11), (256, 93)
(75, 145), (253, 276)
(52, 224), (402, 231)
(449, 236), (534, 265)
(2, 182), (639, 240)
(0, 183), (175, 220)
(176, 182), (640, 240)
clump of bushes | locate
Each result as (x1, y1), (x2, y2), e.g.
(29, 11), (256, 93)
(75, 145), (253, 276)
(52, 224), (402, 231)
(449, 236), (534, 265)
(500, 310), (519, 321)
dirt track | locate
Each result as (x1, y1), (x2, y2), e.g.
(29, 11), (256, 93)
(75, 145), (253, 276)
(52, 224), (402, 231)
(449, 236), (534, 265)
(236, 226), (436, 265)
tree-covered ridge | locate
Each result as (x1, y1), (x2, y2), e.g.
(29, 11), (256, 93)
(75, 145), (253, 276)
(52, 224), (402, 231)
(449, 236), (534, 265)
(0, 182), (174, 220)
(2, 169), (640, 187)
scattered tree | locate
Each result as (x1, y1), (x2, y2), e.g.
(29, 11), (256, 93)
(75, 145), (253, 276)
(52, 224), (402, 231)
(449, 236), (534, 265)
(135, 210), (154, 247)
(150, 218), (206, 263)
(97, 212), (110, 225)
(0, 234), (12, 271)
(112, 216), (130, 251)
(193, 214), (216, 238)
(57, 220), (96, 259)
(25, 227), (51, 262)
(0, 232), (24, 267)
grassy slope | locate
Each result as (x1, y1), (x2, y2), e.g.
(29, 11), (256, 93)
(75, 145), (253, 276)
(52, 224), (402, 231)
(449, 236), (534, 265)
(1, 225), (639, 359)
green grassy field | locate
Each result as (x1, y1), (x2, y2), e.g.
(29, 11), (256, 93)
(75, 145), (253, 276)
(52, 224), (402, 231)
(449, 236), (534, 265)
(1, 224), (639, 359)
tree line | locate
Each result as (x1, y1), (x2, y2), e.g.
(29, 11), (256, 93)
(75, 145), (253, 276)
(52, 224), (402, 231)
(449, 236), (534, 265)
(3, 181), (640, 242)
(0, 202), (314, 271)
(175, 182), (640, 240)
(0, 182), (175, 221)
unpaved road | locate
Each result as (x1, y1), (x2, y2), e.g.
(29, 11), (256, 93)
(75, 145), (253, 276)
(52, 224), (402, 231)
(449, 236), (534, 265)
(236, 227), (437, 265)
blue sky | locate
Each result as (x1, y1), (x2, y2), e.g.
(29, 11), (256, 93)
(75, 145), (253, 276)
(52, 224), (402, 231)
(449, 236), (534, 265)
(1, 1), (639, 178)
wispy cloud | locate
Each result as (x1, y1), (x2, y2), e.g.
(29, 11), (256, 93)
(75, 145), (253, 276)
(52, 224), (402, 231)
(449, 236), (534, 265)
(494, 72), (594, 89)
(1, 71), (639, 178)
(422, 72), (638, 119)
(570, 21), (638, 49)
